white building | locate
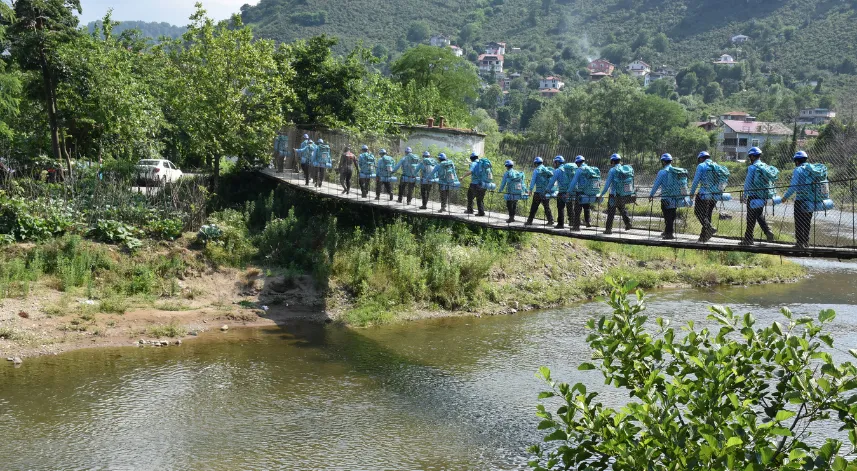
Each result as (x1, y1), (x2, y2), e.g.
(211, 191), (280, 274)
(485, 41), (506, 55)
(626, 60), (651, 77)
(718, 119), (792, 160)
(430, 35), (450, 47)
(714, 54), (737, 66)
(798, 108), (836, 125)
(477, 54), (504, 75)
(731, 35), (750, 44)
(539, 76), (565, 90)
(449, 45), (463, 57)
(399, 122), (486, 157)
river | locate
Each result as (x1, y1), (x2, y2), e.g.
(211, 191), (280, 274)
(2, 259), (857, 470)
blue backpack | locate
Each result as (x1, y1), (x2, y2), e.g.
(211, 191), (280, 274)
(753, 162), (780, 199)
(614, 165), (635, 197)
(436, 161), (460, 187)
(317, 144), (332, 168)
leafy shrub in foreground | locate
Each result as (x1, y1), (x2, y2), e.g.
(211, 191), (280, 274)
(530, 279), (857, 471)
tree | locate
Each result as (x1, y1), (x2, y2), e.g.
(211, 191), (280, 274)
(479, 84), (503, 115)
(0, 2), (21, 141)
(160, 4), (292, 188)
(459, 23), (480, 43)
(601, 43), (630, 66)
(530, 280), (857, 471)
(406, 21), (430, 42)
(391, 45), (480, 108)
(703, 82), (723, 103)
(646, 79), (677, 101)
(678, 71), (699, 96)
(8, 0), (82, 175)
(652, 32), (669, 53)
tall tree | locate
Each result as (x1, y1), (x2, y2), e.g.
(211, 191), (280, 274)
(159, 4), (292, 189)
(8, 0), (81, 175)
(0, 2), (21, 140)
(391, 45), (480, 108)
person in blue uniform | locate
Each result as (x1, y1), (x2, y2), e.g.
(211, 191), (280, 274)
(525, 157), (555, 226)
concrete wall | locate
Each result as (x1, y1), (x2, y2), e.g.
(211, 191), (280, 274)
(399, 129), (485, 157)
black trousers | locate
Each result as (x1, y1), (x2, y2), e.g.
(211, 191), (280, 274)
(314, 168), (325, 188)
(340, 170), (353, 193)
(466, 184), (487, 214)
(605, 195), (632, 231)
(302, 163), (311, 185)
(398, 181), (416, 204)
(555, 193), (570, 227)
(571, 199), (591, 229)
(420, 184), (432, 208)
(694, 196), (716, 238)
(439, 189), (450, 210)
(506, 200), (518, 221)
(794, 203), (813, 247)
(744, 201), (773, 242)
(527, 192), (554, 224)
(662, 200), (677, 237)
(376, 179), (393, 199)
(276, 152), (285, 172)
(359, 177), (371, 197)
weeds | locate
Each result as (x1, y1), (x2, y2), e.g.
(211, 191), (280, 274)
(0, 326), (22, 340)
(147, 322), (187, 338)
(154, 301), (192, 311)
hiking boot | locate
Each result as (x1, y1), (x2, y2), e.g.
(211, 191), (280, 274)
(524, 221), (533, 226)
(439, 207), (447, 213)
(662, 234), (676, 240)
(604, 230), (613, 235)
(766, 232), (775, 243)
(795, 243), (809, 249)
(738, 240), (754, 247)
(554, 224), (565, 229)
(375, 196), (380, 201)
(397, 198), (403, 203)
(477, 212), (486, 217)
(464, 209), (474, 214)
(570, 226), (581, 232)
(625, 224), (633, 231)
(506, 217), (515, 223)
(419, 205), (427, 210)
(546, 220), (555, 226)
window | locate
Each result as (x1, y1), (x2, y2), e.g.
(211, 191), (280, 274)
(738, 138), (749, 147)
(751, 139), (760, 147)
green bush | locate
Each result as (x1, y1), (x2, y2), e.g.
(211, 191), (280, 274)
(145, 218), (183, 240)
(89, 219), (142, 251)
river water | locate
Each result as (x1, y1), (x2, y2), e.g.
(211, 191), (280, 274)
(2, 260), (857, 470)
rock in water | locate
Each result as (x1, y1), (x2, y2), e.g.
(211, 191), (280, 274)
(220, 325), (229, 331)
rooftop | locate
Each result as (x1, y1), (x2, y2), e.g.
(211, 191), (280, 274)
(401, 123), (487, 137)
(721, 120), (792, 135)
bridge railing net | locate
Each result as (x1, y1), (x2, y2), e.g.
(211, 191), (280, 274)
(280, 126), (857, 250)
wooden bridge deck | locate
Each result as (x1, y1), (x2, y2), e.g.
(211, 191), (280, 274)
(259, 169), (857, 260)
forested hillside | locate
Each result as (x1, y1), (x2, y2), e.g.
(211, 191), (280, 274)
(86, 20), (186, 40)
(241, 0), (857, 85)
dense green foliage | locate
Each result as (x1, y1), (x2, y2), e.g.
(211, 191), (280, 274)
(531, 280), (857, 471)
(86, 20), (185, 40)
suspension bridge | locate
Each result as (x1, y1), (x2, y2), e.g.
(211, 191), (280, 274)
(259, 168), (857, 259)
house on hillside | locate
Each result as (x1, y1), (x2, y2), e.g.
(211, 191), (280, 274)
(449, 45), (463, 57)
(485, 41), (506, 55)
(720, 111), (750, 121)
(645, 65), (676, 86)
(714, 54), (738, 66)
(478, 53), (504, 75)
(718, 119), (792, 160)
(539, 88), (562, 99)
(430, 35), (450, 47)
(694, 121), (719, 132)
(627, 60), (651, 77)
(539, 76), (565, 90)
(731, 34), (750, 44)
(588, 59), (615, 81)
(798, 108), (836, 125)
(499, 76), (512, 91)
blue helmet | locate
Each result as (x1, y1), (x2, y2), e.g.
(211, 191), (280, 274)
(610, 153), (621, 162)
(422, 151), (431, 157)
(533, 156), (544, 165)
(303, 134), (310, 140)
(660, 153), (673, 162)
(748, 147), (762, 156)
(317, 138), (324, 144)
(504, 160), (514, 167)
(575, 155), (585, 164)
(361, 145), (369, 151)
(379, 149), (387, 155)
(471, 152), (479, 158)
(554, 155), (565, 164)
(438, 153), (447, 161)
(794, 150), (808, 160)
(697, 151), (710, 159)
(405, 147), (412, 153)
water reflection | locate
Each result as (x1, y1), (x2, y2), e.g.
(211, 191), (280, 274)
(2, 261), (856, 470)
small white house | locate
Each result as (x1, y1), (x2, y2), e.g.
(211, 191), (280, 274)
(626, 60), (651, 77)
(477, 54), (504, 75)
(449, 45), (463, 57)
(714, 54), (737, 66)
(731, 35), (750, 44)
(539, 76), (565, 90)
(430, 35), (450, 47)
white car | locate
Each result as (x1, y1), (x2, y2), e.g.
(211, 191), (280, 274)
(136, 159), (183, 184)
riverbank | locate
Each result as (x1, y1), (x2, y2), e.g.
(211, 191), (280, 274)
(0, 231), (806, 361)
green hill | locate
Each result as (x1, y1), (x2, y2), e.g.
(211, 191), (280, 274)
(241, 0), (857, 85)
(87, 20), (186, 41)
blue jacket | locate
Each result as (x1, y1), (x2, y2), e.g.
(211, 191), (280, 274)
(274, 136), (289, 154)
(690, 159), (717, 199)
(649, 165), (683, 198)
(430, 161), (460, 190)
(599, 166), (617, 197)
(743, 159), (770, 200)
(297, 140), (315, 164)
(393, 153), (421, 182)
(548, 165), (574, 194)
(358, 152), (376, 178)
(417, 158), (437, 184)
(498, 170), (528, 201)
(529, 165), (555, 194)
(782, 164), (814, 201)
